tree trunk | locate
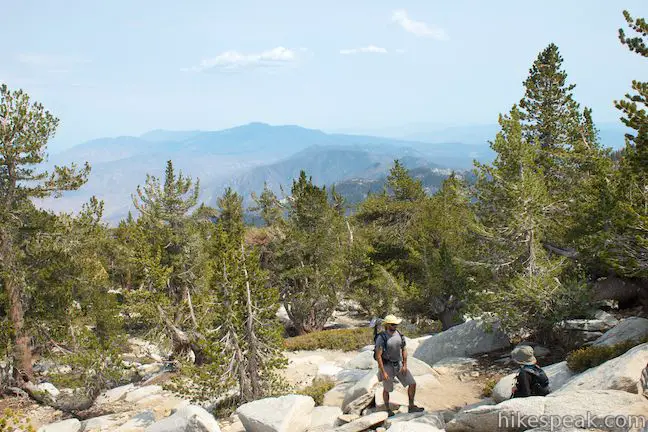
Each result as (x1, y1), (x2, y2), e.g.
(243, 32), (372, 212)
(241, 242), (262, 399)
(0, 228), (33, 384)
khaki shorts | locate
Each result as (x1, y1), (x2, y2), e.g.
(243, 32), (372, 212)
(378, 362), (416, 392)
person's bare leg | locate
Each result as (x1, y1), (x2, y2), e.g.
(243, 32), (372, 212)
(408, 383), (416, 406)
(383, 389), (390, 410)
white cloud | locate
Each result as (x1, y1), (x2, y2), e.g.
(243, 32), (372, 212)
(339, 45), (388, 55)
(183, 46), (299, 72)
(391, 9), (448, 40)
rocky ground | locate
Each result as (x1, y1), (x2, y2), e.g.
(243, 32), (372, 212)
(2, 308), (648, 431)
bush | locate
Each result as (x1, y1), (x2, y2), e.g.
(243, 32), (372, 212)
(284, 327), (372, 352)
(481, 377), (498, 398)
(566, 336), (648, 372)
(297, 378), (335, 406)
(0, 408), (35, 432)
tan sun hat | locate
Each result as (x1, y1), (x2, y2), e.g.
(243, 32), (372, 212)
(511, 345), (537, 365)
(383, 314), (403, 325)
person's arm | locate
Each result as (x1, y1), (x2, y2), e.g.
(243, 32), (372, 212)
(401, 346), (408, 374)
(376, 346), (389, 380)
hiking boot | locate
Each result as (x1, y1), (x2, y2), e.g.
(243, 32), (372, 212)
(408, 405), (424, 413)
(386, 409), (396, 417)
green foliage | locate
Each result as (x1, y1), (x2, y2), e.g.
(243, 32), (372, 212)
(0, 83), (91, 381)
(297, 378), (335, 406)
(593, 10), (648, 279)
(519, 43), (580, 153)
(0, 408), (35, 432)
(273, 171), (348, 334)
(481, 377), (498, 398)
(283, 327), (372, 352)
(351, 161), (427, 318)
(386, 160), (426, 202)
(403, 174), (480, 329)
(566, 336), (648, 373)
(166, 188), (286, 404)
(473, 107), (590, 338)
(47, 326), (130, 394)
(250, 182), (284, 227)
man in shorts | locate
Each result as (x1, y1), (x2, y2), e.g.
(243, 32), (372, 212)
(375, 314), (425, 416)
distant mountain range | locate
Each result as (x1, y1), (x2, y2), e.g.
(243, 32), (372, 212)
(40, 120), (625, 224)
(38, 123), (496, 223)
(337, 122), (631, 150)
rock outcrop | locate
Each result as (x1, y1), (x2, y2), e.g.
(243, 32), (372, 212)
(413, 318), (510, 366)
(591, 317), (648, 346)
(446, 390), (648, 432)
(236, 395), (315, 432)
(555, 342), (648, 394)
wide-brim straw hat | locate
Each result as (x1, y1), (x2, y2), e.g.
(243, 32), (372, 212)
(511, 345), (537, 365)
(383, 314), (403, 325)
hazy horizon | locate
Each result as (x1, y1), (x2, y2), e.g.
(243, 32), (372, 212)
(2, 0), (646, 153)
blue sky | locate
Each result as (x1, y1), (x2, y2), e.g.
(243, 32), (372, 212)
(1, 0), (646, 152)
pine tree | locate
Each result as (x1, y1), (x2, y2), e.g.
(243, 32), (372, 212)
(0, 84), (90, 385)
(130, 160), (206, 359)
(250, 182), (284, 227)
(519, 43), (580, 152)
(404, 174), (479, 329)
(274, 171), (347, 334)
(177, 189), (285, 403)
(473, 106), (584, 337)
(386, 159), (426, 202)
(352, 161), (426, 316)
(599, 11), (648, 277)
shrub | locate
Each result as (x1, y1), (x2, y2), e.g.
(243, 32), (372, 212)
(0, 408), (35, 432)
(284, 327), (372, 352)
(566, 336), (648, 372)
(297, 378), (335, 406)
(481, 377), (498, 398)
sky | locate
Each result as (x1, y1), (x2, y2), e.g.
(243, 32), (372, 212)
(1, 0), (647, 152)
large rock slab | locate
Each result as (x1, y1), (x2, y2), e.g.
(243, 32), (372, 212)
(37, 419), (81, 432)
(592, 317), (648, 346)
(556, 342), (648, 394)
(323, 383), (353, 407)
(431, 357), (478, 376)
(82, 412), (134, 431)
(117, 410), (156, 431)
(145, 405), (221, 432)
(413, 318), (510, 366)
(383, 411), (445, 430)
(343, 351), (375, 370)
(386, 423), (443, 432)
(640, 363), (648, 398)
(236, 395), (314, 432)
(124, 385), (163, 403)
(344, 349), (434, 376)
(309, 406), (342, 431)
(341, 369), (379, 414)
(334, 412), (388, 432)
(492, 361), (575, 402)
(336, 369), (368, 384)
(446, 390), (648, 432)
(95, 384), (136, 405)
(316, 363), (343, 380)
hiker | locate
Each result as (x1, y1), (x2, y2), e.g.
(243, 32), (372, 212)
(510, 345), (550, 398)
(374, 314), (424, 416)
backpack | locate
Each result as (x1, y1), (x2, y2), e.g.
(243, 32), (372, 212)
(513, 364), (550, 397)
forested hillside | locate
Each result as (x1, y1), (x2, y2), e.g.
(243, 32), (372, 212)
(0, 9), (646, 428)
